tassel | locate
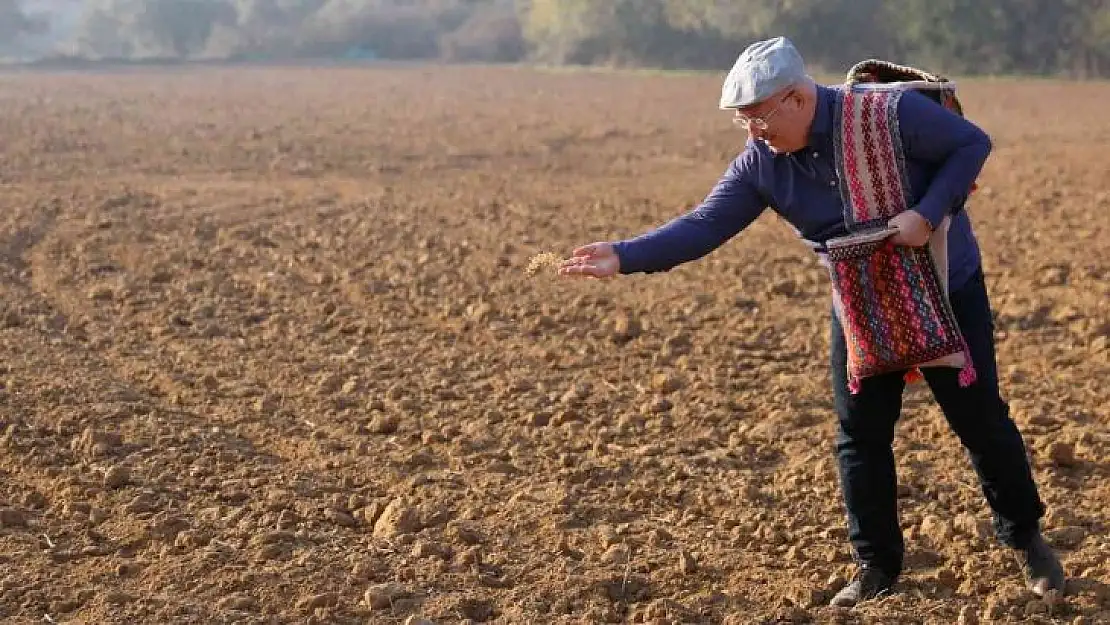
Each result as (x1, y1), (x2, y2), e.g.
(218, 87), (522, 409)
(903, 368), (924, 385)
(958, 362), (977, 387)
(957, 343), (977, 388)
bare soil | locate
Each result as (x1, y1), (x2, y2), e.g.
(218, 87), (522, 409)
(0, 64), (1107, 624)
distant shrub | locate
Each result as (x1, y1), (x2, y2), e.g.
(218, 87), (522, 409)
(439, 4), (527, 63)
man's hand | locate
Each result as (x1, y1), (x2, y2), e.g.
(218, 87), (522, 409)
(889, 210), (933, 247)
(558, 242), (620, 278)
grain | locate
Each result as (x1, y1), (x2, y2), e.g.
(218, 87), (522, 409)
(525, 252), (564, 276)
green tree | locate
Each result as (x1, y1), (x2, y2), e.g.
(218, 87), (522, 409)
(15, 0), (1110, 77)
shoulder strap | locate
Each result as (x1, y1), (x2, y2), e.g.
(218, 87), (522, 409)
(832, 59), (977, 230)
(846, 58), (964, 116)
(831, 83), (914, 232)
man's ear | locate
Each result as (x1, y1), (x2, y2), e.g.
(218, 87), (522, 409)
(787, 88), (804, 110)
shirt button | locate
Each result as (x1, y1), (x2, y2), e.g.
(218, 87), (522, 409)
(813, 152), (819, 158)
(829, 180), (837, 187)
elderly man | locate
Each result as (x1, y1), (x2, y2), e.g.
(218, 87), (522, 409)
(558, 37), (1064, 606)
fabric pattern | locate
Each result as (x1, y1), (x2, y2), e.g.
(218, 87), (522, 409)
(827, 84), (977, 393)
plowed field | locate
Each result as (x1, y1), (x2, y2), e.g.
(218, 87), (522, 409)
(0, 64), (1108, 624)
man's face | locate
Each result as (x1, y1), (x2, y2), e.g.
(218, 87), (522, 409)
(732, 87), (806, 153)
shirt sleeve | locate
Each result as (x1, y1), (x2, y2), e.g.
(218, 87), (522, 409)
(897, 89), (992, 229)
(612, 151), (767, 274)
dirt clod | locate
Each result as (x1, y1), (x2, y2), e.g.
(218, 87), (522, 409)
(365, 583), (410, 609)
(0, 508), (27, 528)
(373, 499), (421, 537)
(1047, 442), (1077, 467)
(103, 465), (130, 489)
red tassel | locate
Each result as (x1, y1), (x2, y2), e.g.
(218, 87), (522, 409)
(958, 343), (977, 388)
(958, 363), (977, 387)
(903, 368), (924, 385)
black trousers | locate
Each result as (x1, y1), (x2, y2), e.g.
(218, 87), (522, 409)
(830, 268), (1046, 578)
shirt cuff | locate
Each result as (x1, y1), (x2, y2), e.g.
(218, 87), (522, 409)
(612, 240), (641, 274)
(913, 202), (947, 231)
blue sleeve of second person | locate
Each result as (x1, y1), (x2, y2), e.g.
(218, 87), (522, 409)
(612, 151), (767, 274)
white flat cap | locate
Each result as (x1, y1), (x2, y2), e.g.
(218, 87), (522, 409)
(719, 36), (807, 109)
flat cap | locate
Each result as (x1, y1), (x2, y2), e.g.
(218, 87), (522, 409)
(719, 36), (807, 109)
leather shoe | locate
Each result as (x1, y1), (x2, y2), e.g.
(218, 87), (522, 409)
(829, 566), (895, 607)
(1020, 533), (1065, 597)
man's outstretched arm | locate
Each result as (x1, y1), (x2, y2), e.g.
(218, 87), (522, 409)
(612, 151), (768, 274)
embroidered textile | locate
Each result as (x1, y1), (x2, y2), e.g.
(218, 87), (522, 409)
(826, 75), (977, 393)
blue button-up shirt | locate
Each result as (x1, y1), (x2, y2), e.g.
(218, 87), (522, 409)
(613, 83), (992, 291)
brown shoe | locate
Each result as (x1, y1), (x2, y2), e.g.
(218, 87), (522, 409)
(829, 566), (895, 607)
(1020, 533), (1066, 597)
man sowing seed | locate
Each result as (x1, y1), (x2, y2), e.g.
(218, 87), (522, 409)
(558, 36), (1064, 607)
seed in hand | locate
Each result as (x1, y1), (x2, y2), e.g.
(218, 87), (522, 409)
(525, 252), (563, 276)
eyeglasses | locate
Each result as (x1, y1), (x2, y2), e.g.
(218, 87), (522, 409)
(731, 92), (792, 131)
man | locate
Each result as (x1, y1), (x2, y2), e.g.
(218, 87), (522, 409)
(558, 36), (1065, 607)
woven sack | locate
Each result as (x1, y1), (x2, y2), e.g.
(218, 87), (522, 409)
(825, 61), (977, 393)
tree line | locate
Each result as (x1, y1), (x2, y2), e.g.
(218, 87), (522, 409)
(3, 0), (1108, 78)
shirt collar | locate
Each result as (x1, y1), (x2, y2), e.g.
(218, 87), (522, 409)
(806, 84), (836, 148)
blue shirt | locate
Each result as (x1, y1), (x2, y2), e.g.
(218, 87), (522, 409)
(613, 83), (992, 291)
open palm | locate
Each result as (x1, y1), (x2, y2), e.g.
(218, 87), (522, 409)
(558, 242), (620, 278)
